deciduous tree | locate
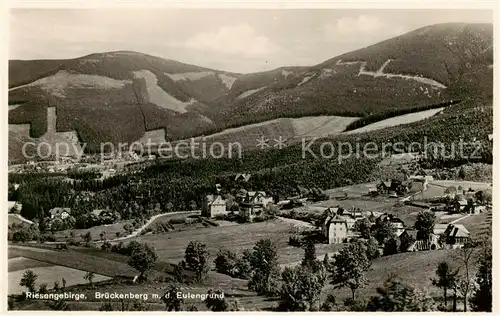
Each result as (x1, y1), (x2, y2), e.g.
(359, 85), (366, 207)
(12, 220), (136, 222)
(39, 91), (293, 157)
(20, 270), (37, 293)
(331, 242), (371, 301)
(128, 243), (158, 281)
(184, 241), (210, 283)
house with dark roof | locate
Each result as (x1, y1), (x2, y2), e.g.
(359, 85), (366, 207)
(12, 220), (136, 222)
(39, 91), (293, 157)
(323, 213), (348, 244)
(443, 224), (470, 248)
(49, 207), (71, 220)
(202, 195), (227, 218)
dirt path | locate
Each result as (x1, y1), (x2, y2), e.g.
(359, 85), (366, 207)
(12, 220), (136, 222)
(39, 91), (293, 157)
(98, 210), (200, 243)
(336, 59), (447, 89)
(276, 216), (315, 229)
(450, 214), (471, 224)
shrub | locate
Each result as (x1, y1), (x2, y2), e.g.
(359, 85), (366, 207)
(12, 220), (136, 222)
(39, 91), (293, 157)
(214, 248), (238, 275)
(213, 214), (226, 221)
(101, 241), (112, 251)
(289, 235), (303, 247)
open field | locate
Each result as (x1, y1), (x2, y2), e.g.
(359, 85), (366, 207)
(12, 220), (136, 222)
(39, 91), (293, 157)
(8, 257), (53, 272)
(52, 219), (135, 241)
(414, 183), (447, 200)
(9, 245), (139, 277)
(132, 219), (338, 265)
(9, 263), (111, 295)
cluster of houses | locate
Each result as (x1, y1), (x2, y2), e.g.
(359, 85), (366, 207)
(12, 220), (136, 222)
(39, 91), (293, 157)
(201, 189), (274, 222)
(371, 175), (434, 198)
(322, 206), (471, 251)
(201, 173), (277, 222)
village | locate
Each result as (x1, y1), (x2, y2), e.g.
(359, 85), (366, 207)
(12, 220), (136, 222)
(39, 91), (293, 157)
(9, 165), (492, 248)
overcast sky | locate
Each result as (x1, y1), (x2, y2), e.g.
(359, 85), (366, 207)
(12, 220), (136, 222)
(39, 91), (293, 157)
(9, 9), (492, 73)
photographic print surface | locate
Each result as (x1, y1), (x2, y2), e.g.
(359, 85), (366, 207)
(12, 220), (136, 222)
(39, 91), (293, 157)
(7, 6), (493, 312)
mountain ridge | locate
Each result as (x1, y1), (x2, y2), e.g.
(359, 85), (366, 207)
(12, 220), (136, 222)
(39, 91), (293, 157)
(8, 22), (493, 161)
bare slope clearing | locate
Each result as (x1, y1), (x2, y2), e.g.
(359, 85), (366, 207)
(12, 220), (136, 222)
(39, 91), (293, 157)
(162, 114), (359, 154)
(165, 71), (214, 81)
(217, 73), (237, 90)
(133, 70), (196, 113)
(9, 70), (131, 97)
(344, 107), (445, 134)
(336, 59), (447, 89)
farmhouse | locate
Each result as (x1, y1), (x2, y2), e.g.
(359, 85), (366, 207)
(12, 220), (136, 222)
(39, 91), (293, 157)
(201, 195), (227, 218)
(49, 207), (71, 220)
(8, 201), (22, 213)
(238, 191), (272, 222)
(452, 199), (468, 213)
(443, 224), (470, 248)
(323, 212), (348, 244)
(378, 213), (406, 236)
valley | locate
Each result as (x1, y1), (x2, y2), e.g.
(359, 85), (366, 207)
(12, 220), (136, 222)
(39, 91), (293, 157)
(7, 18), (493, 313)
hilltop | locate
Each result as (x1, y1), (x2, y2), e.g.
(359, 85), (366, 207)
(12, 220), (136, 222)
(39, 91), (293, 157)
(8, 23), (493, 160)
